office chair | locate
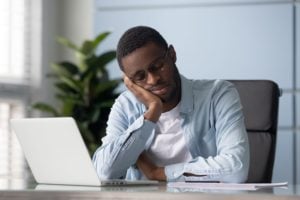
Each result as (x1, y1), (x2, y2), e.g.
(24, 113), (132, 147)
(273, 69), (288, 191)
(228, 80), (280, 183)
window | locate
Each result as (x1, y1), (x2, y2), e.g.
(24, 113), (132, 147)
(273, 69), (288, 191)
(0, 0), (30, 81)
(0, 101), (25, 177)
(0, 0), (30, 184)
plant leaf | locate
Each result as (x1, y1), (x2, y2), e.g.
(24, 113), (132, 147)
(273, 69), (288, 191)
(61, 99), (75, 116)
(51, 62), (78, 78)
(55, 82), (78, 94)
(82, 51), (116, 81)
(75, 51), (88, 71)
(57, 37), (79, 51)
(93, 32), (110, 48)
(93, 51), (116, 72)
(57, 62), (79, 75)
(80, 40), (94, 56)
(31, 103), (60, 116)
(61, 77), (83, 92)
(56, 94), (83, 105)
(82, 32), (111, 56)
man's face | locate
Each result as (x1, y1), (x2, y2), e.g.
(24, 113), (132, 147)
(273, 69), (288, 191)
(121, 42), (180, 104)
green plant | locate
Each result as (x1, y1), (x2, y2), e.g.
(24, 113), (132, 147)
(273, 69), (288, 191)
(32, 32), (121, 155)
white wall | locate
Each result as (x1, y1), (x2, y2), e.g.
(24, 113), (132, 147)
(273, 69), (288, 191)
(57, 0), (94, 61)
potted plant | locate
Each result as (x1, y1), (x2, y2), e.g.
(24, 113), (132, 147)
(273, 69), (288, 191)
(33, 32), (121, 155)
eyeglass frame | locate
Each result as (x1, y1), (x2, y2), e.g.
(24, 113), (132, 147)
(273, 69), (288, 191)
(127, 46), (171, 84)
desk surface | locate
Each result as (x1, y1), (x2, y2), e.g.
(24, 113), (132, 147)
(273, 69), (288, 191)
(0, 179), (300, 200)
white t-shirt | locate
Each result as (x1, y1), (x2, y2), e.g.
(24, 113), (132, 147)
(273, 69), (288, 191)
(145, 102), (192, 167)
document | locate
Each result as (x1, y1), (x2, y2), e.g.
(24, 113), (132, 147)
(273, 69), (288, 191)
(167, 182), (288, 191)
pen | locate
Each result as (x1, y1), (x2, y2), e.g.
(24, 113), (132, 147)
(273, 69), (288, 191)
(185, 181), (220, 183)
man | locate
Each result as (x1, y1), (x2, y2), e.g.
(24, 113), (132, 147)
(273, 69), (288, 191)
(92, 26), (249, 183)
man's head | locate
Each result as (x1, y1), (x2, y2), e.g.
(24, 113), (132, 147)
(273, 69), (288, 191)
(117, 26), (181, 107)
(117, 26), (168, 69)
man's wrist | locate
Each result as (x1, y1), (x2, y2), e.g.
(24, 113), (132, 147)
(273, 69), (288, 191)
(154, 167), (166, 181)
(144, 103), (162, 122)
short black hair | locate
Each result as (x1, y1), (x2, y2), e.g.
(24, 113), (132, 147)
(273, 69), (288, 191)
(116, 26), (168, 70)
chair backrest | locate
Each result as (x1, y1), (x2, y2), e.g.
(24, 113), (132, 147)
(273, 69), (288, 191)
(228, 80), (280, 183)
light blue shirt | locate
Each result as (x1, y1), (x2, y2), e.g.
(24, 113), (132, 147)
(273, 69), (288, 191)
(92, 75), (249, 183)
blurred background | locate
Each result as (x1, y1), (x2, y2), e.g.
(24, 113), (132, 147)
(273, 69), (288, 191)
(0, 0), (299, 187)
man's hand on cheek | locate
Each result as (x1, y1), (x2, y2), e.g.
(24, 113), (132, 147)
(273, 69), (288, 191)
(123, 76), (162, 122)
(137, 152), (166, 181)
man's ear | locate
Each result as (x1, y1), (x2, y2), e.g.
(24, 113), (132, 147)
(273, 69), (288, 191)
(169, 45), (177, 63)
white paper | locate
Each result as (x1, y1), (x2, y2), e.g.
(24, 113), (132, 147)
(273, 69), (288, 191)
(167, 182), (288, 191)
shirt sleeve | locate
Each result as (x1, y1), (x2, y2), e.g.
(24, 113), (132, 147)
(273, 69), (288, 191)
(165, 81), (250, 183)
(92, 94), (156, 180)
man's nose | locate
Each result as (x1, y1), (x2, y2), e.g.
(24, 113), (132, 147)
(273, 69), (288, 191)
(145, 72), (160, 85)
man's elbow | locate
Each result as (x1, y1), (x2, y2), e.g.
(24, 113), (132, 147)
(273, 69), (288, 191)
(98, 167), (120, 180)
(93, 158), (128, 180)
(232, 168), (249, 183)
(93, 161), (123, 180)
(220, 172), (248, 183)
(230, 147), (250, 183)
(223, 162), (249, 183)
(92, 153), (116, 180)
(220, 156), (249, 183)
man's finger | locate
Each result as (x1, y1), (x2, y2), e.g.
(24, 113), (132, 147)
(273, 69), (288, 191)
(124, 76), (147, 97)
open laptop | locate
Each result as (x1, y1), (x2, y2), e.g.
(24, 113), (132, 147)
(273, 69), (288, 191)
(10, 117), (158, 187)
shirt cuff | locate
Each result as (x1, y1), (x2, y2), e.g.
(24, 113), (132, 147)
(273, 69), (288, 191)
(164, 162), (185, 182)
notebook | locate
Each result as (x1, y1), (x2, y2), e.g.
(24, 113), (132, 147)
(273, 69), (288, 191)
(10, 117), (158, 187)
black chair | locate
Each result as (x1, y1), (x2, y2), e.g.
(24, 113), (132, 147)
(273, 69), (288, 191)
(228, 80), (281, 183)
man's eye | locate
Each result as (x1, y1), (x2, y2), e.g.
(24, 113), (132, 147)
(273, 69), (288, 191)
(151, 61), (164, 71)
(133, 72), (146, 81)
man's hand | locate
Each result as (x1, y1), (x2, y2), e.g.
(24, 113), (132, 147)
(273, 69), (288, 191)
(124, 76), (163, 122)
(137, 152), (166, 181)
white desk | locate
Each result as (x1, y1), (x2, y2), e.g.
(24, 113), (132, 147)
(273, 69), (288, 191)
(0, 178), (299, 200)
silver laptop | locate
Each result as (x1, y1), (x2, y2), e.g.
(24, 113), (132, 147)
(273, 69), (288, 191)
(10, 117), (158, 187)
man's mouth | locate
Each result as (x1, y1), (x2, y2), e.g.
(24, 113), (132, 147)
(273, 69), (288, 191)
(150, 85), (169, 95)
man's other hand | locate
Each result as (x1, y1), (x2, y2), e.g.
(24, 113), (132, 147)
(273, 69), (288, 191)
(137, 152), (166, 181)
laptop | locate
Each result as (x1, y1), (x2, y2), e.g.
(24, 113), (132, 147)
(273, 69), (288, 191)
(10, 117), (158, 187)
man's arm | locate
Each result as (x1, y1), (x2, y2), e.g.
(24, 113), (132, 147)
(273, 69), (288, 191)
(92, 99), (156, 179)
(163, 82), (249, 183)
(123, 76), (167, 180)
(92, 76), (164, 180)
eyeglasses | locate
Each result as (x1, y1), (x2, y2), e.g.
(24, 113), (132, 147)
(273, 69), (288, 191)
(129, 47), (170, 84)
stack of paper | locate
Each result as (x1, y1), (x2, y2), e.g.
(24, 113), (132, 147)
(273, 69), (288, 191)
(167, 182), (288, 191)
